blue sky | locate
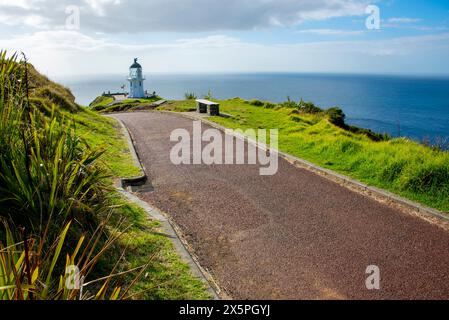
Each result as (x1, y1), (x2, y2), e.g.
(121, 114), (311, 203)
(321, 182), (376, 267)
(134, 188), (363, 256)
(1, 0), (449, 76)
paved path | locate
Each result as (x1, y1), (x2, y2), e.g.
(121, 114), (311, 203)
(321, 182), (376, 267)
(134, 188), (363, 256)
(114, 112), (449, 300)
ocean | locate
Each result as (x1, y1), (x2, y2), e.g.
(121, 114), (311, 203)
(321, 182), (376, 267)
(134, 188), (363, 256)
(57, 73), (449, 144)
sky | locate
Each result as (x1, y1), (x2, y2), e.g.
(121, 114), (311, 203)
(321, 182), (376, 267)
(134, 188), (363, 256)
(1, 0), (449, 77)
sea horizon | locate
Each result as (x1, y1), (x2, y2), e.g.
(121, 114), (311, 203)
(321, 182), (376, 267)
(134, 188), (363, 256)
(55, 70), (449, 80)
(58, 72), (449, 145)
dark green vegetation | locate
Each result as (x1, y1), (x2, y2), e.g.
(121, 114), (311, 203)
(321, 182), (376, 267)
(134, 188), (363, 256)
(90, 95), (162, 113)
(159, 98), (449, 213)
(184, 92), (198, 100)
(0, 52), (209, 300)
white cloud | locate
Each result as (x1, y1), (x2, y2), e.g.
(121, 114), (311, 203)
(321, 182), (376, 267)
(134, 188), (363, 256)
(0, 13), (49, 28)
(296, 28), (364, 36)
(387, 17), (422, 24)
(85, 0), (121, 17)
(0, 0), (35, 10)
(2, 30), (449, 76)
(0, 0), (369, 33)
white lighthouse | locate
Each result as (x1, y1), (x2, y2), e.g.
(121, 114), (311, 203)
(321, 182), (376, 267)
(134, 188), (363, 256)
(127, 58), (145, 98)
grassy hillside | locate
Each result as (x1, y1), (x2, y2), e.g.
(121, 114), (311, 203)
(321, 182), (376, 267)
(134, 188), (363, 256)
(71, 111), (210, 299)
(0, 52), (209, 300)
(159, 98), (449, 213)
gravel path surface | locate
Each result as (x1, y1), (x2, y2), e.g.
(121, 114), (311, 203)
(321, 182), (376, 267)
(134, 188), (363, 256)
(113, 111), (449, 300)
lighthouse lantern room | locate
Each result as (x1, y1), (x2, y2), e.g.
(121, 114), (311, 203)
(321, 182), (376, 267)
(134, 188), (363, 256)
(128, 58), (145, 98)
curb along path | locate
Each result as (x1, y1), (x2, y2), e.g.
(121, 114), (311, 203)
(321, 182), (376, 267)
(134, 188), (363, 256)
(109, 115), (221, 300)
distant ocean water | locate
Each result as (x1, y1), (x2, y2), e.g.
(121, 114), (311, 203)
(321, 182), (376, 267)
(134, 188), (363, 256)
(57, 73), (449, 144)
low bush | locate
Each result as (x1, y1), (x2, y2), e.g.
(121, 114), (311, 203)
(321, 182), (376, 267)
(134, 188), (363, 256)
(203, 90), (214, 100)
(281, 96), (299, 109)
(264, 102), (277, 109)
(347, 125), (390, 142)
(249, 99), (264, 107)
(299, 100), (323, 114)
(326, 107), (346, 127)
(184, 92), (197, 100)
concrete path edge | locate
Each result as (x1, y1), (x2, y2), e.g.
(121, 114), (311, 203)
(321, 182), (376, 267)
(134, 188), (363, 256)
(108, 115), (221, 300)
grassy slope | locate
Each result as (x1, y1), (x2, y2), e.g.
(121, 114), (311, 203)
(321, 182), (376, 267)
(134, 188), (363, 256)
(159, 99), (449, 213)
(25, 65), (210, 299)
(72, 109), (141, 179)
(90, 96), (162, 113)
(70, 109), (210, 299)
(89, 96), (114, 109)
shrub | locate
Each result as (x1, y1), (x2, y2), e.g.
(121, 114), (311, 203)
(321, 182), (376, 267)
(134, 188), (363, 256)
(281, 96), (298, 109)
(184, 92), (197, 100)
(203, 90), (214, 100)
(347, 125), (390, 142)
(249, 99), (264, 107)
(326, 107), (346, 127)
(299, 100), (323, 114)
(264, 102), (277, 109)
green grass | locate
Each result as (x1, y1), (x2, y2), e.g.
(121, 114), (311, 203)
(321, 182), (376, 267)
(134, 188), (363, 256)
(160, 98), (449, 213)
(71, 107), (211, 299)
(89, 96), (114, 109)
(157, 100), (197, 112)
(71, 109), (141, 179)
(121, 97), (161, 104)
(107, 194), (211, 299)
(91, 96), (162, 113)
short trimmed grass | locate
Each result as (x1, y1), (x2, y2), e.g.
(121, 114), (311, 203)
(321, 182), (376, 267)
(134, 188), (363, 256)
(159, 100), (197, 112)
(72, 109), (141, 179)
(160, 98), (449, 213)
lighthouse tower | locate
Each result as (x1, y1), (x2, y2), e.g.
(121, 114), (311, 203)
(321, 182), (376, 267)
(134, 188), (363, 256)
(127, 58), (145, 98)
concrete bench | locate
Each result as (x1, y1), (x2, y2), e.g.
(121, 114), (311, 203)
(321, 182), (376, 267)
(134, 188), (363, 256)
(196, 99), (220, 116)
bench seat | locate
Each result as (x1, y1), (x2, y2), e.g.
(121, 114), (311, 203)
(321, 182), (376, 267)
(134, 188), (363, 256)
(196, 99), (220, 116)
